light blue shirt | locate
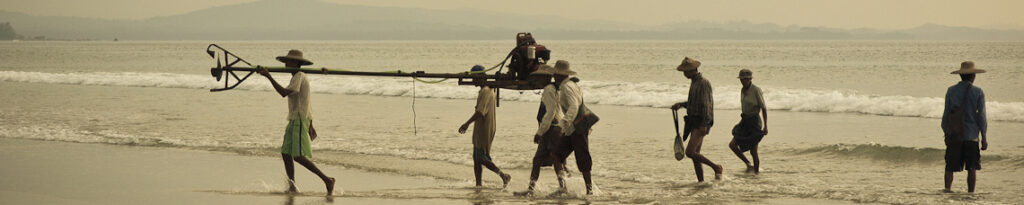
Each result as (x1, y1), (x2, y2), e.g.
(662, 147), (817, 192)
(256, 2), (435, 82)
(941, 81), (987, 142)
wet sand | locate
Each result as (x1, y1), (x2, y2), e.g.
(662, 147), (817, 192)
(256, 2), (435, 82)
(0, 138), (460, 205)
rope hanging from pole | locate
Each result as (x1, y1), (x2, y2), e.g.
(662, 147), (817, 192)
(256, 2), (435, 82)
(412, 78), (417, 136)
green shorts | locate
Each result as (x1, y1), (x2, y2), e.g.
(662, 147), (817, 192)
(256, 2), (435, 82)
(281, 119), (312, 158)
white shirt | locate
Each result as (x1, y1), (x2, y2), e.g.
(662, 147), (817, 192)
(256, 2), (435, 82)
(286, 72), (312, 120)
(536, 84), (563, 136)
(558, 79), (583, 135)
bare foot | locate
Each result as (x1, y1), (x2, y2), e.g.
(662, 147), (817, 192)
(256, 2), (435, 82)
(513, 189), (534, 197)
(501, 173), (512, 189)
(714, 164), (724, 180)
(549, 187), (568, 197)
(287, 179), (298, 193)
(745, 165), (755, 173)
(942, 189), (954, 193)
(325, 177), (336, 196)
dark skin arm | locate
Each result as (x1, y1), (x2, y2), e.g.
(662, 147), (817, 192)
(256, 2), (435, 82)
(258, 67), (317, 140)
(761, 107), (769, 135)
(981, 135), (987, 150)
(309, 120), (317, 141)
(670, 102), (688, 110)
(257, 68), (294, 97)
(458, 112), (484, 134)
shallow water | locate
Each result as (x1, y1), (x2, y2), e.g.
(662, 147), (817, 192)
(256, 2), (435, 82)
(2, 41), (1023, 204)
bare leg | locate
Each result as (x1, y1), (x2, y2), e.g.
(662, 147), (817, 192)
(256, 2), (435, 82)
(688, 135), (705, 182)
(528, 158), (542, 186)
(751, 145), (760, 174)
(967, 170), (977, 193)
(478, 159), (511, 188)
(729, 139), (752, 169)
(686, 128), (722, 181)
(479, 159), (502, 174)
(281, 154), (297, 192)
(524, 156), (543, 192)
(293, 156), (334, 195)
(474, 162), (483, 187)
(944, 171), (954, 192)
(551, 151), (568, 189)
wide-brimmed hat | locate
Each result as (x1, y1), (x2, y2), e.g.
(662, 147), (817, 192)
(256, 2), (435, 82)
(676, 57), (701, 72)
(738, 69), (753, 79)
(950, 61), (985, 74)
(551, 60), (576, 76)
(276, 49), (313, 66)
(531, 64), (555, 76)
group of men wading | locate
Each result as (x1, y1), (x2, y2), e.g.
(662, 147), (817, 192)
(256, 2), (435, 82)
(254, 49), (988, 196)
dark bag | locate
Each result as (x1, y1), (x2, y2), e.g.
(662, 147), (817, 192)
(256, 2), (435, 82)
(572, 100), (600, 135)
(536, 103), (546, 124)
(942, 85), (971, 139)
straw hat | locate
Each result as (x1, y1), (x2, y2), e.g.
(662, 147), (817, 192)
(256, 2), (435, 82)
(531, 64), (555, 76)
(551, 60), (576, 76)
(950, 61), (985, 74)
(276, 49), (313, 66)
(737, 69), (753, 79)
(676, 57), (701, 72)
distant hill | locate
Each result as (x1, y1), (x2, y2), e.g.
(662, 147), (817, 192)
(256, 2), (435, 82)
(1, 0), (1022, 40)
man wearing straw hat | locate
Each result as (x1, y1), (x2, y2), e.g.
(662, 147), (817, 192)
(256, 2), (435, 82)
(257, 49), (336, 195)
(941, 61), (988, 193)
(514, 64), (565, 196)
(458, 65), (512, 189)
(670, 57), (724, 182)
(550, 60), (596, 195)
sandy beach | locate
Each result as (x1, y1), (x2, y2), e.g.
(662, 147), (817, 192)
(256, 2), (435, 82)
(0, 138), (471, 205)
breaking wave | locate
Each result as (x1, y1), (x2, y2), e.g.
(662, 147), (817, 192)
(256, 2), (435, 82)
(2, 70), (1023, 122)
(790, 143), (1013, 164)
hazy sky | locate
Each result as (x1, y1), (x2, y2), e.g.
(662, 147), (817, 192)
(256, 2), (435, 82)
(1, 0), (1021, 29)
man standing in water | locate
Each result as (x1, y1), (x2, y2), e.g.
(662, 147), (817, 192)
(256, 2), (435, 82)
(514, 65), (563, 196)
(458, 65), (512, 188)
(729, 69), (768, 174)
(941, 61), (988, 193)
(257, 49), (335, 195)
(671, 57), (724, 182)
(550, 60), (596, 195)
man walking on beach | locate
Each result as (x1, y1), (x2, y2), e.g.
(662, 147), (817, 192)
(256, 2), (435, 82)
(941, 61), (988, 193)
(514, 65), (563, 196)
(257, 49), (335, 195)
(550, 60), (596, 195)
(458, 65), (512, 188)
(730, 69), (768, 174)
(671, 57), (724, 182)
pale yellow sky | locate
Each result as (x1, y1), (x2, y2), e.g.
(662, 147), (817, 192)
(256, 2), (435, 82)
(1, 0), (1021, 29)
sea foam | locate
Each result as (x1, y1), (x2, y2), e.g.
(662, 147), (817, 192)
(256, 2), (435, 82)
(2, 71), (1022, 122)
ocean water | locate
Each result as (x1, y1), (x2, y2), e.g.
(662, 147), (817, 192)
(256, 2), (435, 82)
(1, 40), (1023, 204)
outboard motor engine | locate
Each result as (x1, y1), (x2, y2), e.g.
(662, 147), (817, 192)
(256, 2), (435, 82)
(508, 32), (551, 81)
